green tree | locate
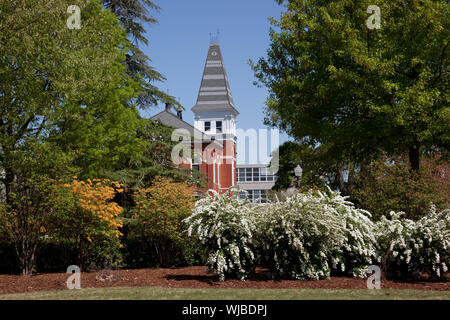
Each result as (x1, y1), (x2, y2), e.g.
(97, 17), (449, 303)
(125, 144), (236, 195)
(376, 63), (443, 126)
(0, 0), (134, 196)
(0, 0), (139, 274)
(102, 0), (181, 109)
(252, 0), (449, 171)
(50, 82), (146, 178)
(0, 143), (76, 275)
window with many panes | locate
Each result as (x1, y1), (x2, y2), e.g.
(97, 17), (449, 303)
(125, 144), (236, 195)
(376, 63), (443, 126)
(237, 167), (277, 182)
(216, 121), (222, 133)
(238, 190), (267, 203)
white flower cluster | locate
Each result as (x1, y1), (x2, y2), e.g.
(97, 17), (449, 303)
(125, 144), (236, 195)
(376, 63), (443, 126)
(375, 205), (450, 280)
(258, 188), (377, 279)
(184, 189), (257, 281)
(185, 188), (449, 281)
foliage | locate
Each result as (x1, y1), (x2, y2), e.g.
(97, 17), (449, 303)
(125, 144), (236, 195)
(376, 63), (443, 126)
(130, 177), (195, 267)
(375, 206), (450, 280)
(109, 119), (205, 190)
(252, 0), (449, 171)
(59, 178), (124, 269)
(271, 141), (352, 193)
(0, 143), (76, 275)
(0, 0), (141, 187)
(102, 0), (181, 109)
(259, 189), (376, 279)
(349, 155), (450, 220)
(51, 85), (147, 179)
(185, 190), (258, 281)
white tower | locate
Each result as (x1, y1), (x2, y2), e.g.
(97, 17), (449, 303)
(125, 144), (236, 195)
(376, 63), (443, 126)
(191, 40), (239, 189)
(192, 42), (239, 141)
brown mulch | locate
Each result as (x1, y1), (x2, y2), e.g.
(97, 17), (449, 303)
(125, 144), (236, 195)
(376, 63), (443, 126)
(0, 266), (448, 295)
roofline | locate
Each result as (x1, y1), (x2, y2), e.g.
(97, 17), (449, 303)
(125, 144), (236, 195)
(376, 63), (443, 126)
(150, 110), (223, 146)
(150, 109), (196, 130)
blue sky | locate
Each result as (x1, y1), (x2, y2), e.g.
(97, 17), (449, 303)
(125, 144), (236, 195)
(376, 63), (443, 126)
(140, 0), (291, 164)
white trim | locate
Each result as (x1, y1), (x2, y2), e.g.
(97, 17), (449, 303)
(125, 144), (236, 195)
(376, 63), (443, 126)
(199, 91), (228, 96)
(203, 75), (224, 79)
(200, 87), (227, 91)
(232, 158), (235, 186)
(213, 156), (216, 187)
(197, 101), (230, 105)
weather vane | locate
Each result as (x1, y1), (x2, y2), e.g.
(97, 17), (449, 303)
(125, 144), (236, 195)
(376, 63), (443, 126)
(209, 29), (220, 44)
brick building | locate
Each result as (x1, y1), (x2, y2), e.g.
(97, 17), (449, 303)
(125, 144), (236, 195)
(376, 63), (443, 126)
(152, 41), (276, 199)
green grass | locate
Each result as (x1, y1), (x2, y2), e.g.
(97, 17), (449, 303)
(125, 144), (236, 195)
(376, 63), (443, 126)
(0, 287), (449, 300)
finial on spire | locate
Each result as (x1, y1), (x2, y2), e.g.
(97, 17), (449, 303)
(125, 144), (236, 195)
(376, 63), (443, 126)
(209, 29), (220, 44)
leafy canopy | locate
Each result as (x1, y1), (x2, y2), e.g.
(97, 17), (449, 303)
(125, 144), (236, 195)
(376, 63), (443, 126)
(252, 0), (449, 170)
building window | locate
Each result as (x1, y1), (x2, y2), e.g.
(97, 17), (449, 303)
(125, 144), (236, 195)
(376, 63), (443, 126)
(253, 167), (260, 181)
(216, 121), (222, 133)
(237, 168), (245, 182)
(236, 167), (278, 182)
(245, 168), (253, 182)
(192, 164), (200, 172)
(239, 190), (268, 203)
(204, 121), (211, 132)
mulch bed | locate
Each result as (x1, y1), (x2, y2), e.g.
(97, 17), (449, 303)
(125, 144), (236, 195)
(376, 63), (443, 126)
(0, 266), (448, 295)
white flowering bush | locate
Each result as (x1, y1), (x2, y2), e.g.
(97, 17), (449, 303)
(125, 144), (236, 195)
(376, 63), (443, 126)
(184, 189), (257, 281)
(258, 188), (377, 280)
(328, 193), (377, 278)
(375, 205), (450, 280)
(185, 187), (448, 282)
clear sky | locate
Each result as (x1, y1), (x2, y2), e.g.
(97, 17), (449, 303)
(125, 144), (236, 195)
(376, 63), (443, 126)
(140, 0), (291, 164)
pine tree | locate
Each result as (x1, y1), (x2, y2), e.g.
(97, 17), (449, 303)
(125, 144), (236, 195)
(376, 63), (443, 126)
(102, 0), (181, 109)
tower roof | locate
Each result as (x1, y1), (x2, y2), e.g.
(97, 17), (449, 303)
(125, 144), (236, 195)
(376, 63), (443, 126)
(191, 43), (239, 116)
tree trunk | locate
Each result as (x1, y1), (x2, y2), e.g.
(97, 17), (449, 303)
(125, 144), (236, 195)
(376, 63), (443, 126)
(18, 240), (37, 276)
(3, 151), (16, 206)
(408, 142), (420, 171)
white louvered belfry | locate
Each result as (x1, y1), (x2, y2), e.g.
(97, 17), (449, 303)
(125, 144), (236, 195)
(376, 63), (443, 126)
(192, 43), (239, 141)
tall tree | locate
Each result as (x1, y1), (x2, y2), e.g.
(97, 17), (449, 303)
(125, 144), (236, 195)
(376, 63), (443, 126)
(0, 0), (138, 274)
(0, 0), (133, 197)
(252, 0), (449, 171)
(102, 0), (181, 109)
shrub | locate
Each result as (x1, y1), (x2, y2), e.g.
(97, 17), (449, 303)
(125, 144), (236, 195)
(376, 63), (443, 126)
(184, 189), (257, 281)
(130, 176), (196, 267)
(258, 189), (376, 279)
(349, 155), (450, 221)
(0, 143), (76, 275)
(59, 178), (124, 270)
(329, 195), (377, 278)
(375, 205), (450, 280)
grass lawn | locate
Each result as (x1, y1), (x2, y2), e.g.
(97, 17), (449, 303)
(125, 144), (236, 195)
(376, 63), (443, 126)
(0, 287), (449, 300)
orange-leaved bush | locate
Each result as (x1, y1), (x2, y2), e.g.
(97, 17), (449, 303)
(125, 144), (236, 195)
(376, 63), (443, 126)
(61, 178), (124, 268)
